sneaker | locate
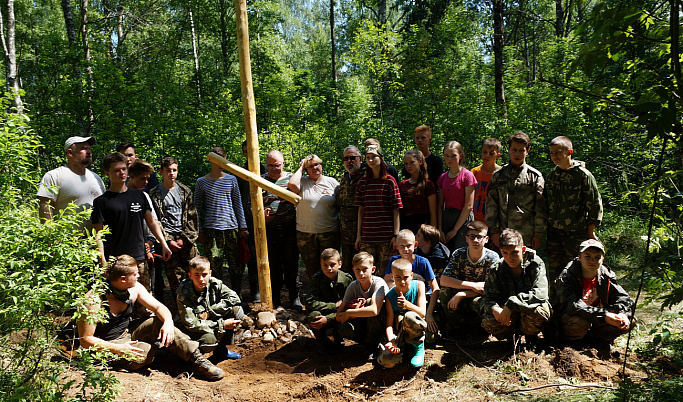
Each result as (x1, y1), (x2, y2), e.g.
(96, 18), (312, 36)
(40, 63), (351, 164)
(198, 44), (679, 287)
(190, 349), (225, 381)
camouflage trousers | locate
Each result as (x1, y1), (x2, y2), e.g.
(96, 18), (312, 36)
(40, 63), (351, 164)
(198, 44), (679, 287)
(296, 230), (341, 279)
(560, 312), (631, 343)
(340, 242), (357, 275)
(546, 227), (587, 284)
(359, 242), (394, 277)
(481, 302), (551, 340)
(378, 312), (427, 368)
(203, 228), (244, 284)
(437, 288), (482, 336)
(135, 260), (151, 291)
(164, 238), (199, 294)
(184, 306), (245, 349)
(109, 317), (199, 370)
(307, 310), (341, 341)
(338, 307), (386, 347)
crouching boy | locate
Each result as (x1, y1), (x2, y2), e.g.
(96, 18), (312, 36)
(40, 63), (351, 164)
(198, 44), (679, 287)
(553, 239), (634, 348)
(378, 259), (428, 368)
(480, 229), (551, 342)
(177, 256), (243, 360)
(336, 252), (388, 355)
(306, 248), (354, 351)
(77, 255), (225, 381)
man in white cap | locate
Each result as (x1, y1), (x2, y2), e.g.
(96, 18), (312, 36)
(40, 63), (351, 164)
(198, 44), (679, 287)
(37, 136), (105, 231)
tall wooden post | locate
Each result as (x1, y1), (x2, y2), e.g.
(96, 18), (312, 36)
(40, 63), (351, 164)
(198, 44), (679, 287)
(234, 0), (272, 308)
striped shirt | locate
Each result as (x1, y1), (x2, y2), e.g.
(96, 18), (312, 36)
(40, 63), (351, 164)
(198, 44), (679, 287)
(355, 175), (402, 242)
(194, 174), (246, 231)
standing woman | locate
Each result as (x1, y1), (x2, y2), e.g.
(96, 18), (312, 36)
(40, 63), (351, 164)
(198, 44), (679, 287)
(437, 141), (477, 251)
(289, 154), (341, 280)
(400, 150), (437, 235)
(355, 145), (402, 276)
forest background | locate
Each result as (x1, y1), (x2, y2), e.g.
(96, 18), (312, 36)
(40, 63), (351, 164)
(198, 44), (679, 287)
(0, 0), (682, 399)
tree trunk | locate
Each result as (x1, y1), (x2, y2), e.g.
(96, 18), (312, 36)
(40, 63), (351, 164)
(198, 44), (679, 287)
(81, 0), (94, 133)
(189, 5), (202, 104)
(219, 0), (230, 76)
(492, 0), (507, 118)
(61, 0), (77, 45)
(330, 0), (338, 117)
(5, 0), (22, 113)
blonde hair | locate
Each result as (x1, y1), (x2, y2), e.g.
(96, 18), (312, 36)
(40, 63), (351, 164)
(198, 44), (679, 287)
(391, 258), (413, 276)
(444, 141), (465, 162)
(189, 256), (211, 272)
(352, 251), (374, 267)
(106, 254), (137, 281)
(304, 154), (323, 169)
(396, 229), (415, 243)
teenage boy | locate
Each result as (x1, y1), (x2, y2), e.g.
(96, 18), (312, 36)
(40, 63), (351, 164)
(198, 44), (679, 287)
(338, 145), (366, 273)
(150, 157), (200, 294)
(546, 136), (603, 282)
(401, 125), (444, 186)
(176, 256), (243, 360)
(305, 248), (354, 351)
(480, 229), (551, 342)
(378, 258), (428, 368)
(384, 230), (440, 338)
(553, 239), (633, 348)
(195, 146), (248, 299)
(486, 131), (547, 250)
(438, 221), (499, 335)
(116, 142), (159, 192)
(37, 136), (105, 231)
(472, 138), (502, 224)
(77, 254), (224, 381)
(336, 252), (388, 351)
(92, 153), (172, 292)
(415, 224), (450, 278)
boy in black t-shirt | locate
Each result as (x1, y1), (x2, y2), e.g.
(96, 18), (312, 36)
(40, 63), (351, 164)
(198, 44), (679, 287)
(92, 152), (172, 294)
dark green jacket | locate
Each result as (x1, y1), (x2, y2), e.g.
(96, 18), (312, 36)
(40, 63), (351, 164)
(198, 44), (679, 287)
(546, 160), (603, 232)
(176, 276), (241, 335)
(305, 270), (354, 322)
(480, 249), (549, 316)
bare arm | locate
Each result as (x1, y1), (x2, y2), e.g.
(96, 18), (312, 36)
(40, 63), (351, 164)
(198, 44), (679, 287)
(445, 185), (474, 243)
(135, 283), (175, 346)
(355, 206), (364, 250)
(437, 190), (444, 231)
(92, 222), (107, 266)
(425, 279), (439, 332)
(37, 196), (54, 222)
(392, 208), (400, 236)
(440, 275), (485, 294)
(287, 159), (306, 194)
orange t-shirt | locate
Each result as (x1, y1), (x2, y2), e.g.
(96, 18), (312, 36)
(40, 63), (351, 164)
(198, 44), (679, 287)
(471, 164), (500, 223)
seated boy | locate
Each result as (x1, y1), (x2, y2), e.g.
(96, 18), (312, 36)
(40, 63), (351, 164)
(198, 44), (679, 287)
(415, 224), (450, 278)
(553, 239), (634, 349)
(384, 229), (440, 340)
(176, 256), (243, 360)
(480, 229), (551, 342)
(438, 221), (499, 335)
(378, 258), (428, 368)
(336, 252), (388, 353)
(306, 248), (354, 351)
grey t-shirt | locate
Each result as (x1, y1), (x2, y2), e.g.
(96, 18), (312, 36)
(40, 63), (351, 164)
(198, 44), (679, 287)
(343, 276), (388, 306)
(160, 185), (183, 235)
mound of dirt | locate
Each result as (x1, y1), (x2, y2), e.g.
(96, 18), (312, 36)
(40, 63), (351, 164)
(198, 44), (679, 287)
(552, 347), (582, 377)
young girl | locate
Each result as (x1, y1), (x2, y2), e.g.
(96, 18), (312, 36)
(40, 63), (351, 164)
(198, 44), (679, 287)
(354, 145), (403, 276)
(400, 150), (437, 235)
(437, 141), (477, 251)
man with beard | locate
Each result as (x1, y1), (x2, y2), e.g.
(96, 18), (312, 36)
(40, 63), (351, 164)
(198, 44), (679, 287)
(337, 145), (365, 273)
(37, 136), (106, 231)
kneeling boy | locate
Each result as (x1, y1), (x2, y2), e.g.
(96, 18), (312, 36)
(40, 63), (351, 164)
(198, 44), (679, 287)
(306, 248), (354, 351)
(177, 256), (243, 360)
(553, 239), (633, 347)
(379, 258), (428, 368)
(438, 220), (499, 335)
(336, 252), (388, 352)
(480, 229), (551, 342)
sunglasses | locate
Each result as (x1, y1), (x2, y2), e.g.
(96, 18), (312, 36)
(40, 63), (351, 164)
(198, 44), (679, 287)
(343, 156), (359, 161)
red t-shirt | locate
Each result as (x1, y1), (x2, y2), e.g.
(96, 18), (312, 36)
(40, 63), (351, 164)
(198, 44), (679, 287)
(355, 176), (403, 242)
(399, 179), (436, 215)
(581, 276), (601, 307)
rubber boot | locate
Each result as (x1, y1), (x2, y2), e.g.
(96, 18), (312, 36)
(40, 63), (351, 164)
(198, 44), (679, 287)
(405, 342), (425, 368)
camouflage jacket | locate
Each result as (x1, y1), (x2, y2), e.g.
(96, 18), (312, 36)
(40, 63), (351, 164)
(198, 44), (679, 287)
(546, 160), (603, 232)
(441, 247), (500, 283)
(337, 166), (366, 244)
(552, 259), (634, 326)
(305, 270), (354, 322)
(176, 276), (241, 335)
(480, 249), (549, 316)
(485, 163), (547, 243)
(149, 181), (199, 245)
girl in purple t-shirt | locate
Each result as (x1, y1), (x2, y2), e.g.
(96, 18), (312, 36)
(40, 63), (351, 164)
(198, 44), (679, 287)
(437, 141), (477, 251)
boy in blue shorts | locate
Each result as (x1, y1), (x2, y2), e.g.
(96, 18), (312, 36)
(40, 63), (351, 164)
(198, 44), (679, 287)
(378, 258), (428, 368)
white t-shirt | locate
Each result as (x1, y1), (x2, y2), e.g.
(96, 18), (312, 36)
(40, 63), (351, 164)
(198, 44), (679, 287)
(296, 175), (340, 233)
(343, 276), (388, 306)
(36, 166), (106, 230)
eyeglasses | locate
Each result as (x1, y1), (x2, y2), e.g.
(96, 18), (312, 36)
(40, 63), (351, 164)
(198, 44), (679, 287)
(467, 235), (486, 241)
(343, 156), (359, 161)
(306, 163), (321, 168)
(266, 164), (283, 168)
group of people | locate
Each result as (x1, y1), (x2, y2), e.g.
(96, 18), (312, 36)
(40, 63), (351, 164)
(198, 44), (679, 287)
(35, 125), (633, 377)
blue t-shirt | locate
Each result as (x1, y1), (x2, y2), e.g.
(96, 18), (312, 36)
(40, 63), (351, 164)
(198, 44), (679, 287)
(386, 255), (436, 294)
(386, 280), (419, 315)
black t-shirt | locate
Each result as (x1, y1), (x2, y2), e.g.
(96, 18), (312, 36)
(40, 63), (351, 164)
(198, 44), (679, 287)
(92, 189), (150, 261)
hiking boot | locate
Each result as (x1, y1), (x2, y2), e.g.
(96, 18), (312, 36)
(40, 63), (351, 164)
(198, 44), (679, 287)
(190, 349), (225, 381)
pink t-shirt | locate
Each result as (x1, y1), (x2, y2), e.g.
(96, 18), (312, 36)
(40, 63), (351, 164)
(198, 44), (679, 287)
(437, 168), (477, 210)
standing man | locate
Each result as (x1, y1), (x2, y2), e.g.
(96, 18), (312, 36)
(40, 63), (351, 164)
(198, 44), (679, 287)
(150, 157), (200, 295)
(195, 147), (248, 299)
(116, 142), (159, 192)
(337, 145), (365, 273)
(261, 150), (301, 309)
(37, 136), (105, 231)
